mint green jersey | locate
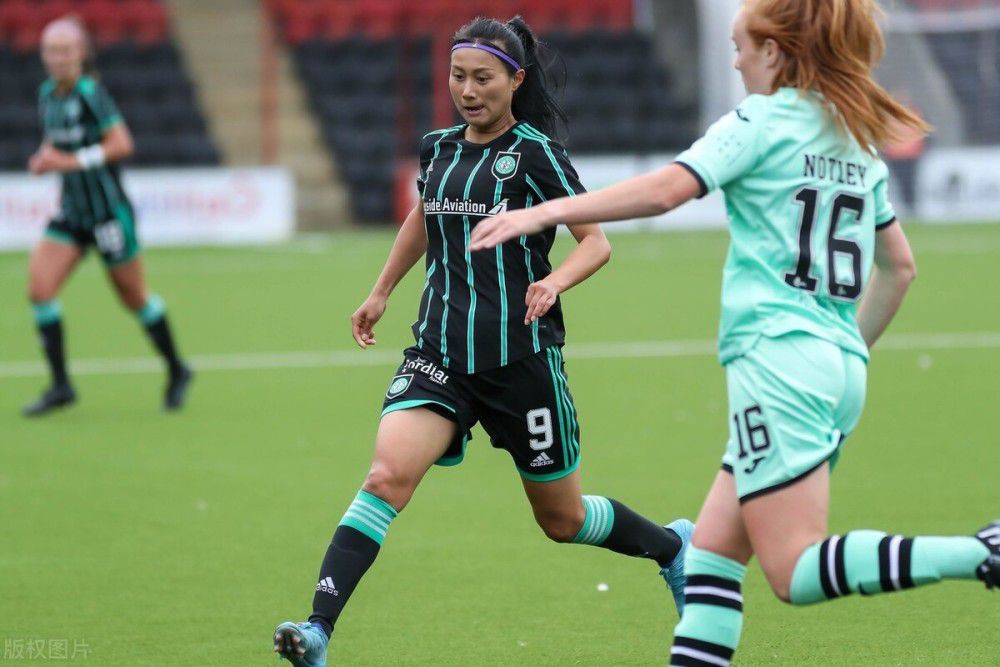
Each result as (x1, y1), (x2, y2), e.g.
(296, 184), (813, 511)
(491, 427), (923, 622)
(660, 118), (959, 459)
(675, 87), (897, 364)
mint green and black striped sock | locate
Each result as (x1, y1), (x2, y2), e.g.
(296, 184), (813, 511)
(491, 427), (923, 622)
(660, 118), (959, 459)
(669, 546), (746, 666)
(789, 530), (989, 604)
(572, 496), (682, 568)
(309, 490), (398, 637)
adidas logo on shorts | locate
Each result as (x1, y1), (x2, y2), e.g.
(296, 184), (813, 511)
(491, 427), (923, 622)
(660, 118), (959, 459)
(530, 452), (554, 468)
(316, 577), (339, 596)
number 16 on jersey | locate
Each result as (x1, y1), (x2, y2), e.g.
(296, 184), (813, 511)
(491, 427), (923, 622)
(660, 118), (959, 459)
(785, 187), (865, 301)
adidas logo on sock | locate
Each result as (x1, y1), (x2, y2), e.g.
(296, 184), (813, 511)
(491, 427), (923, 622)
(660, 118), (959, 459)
(316, 577), (339, 596)
(530, 452), (554, 468)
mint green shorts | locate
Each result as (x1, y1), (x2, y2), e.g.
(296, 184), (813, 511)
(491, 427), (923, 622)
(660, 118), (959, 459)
(721, 332), (867, 503)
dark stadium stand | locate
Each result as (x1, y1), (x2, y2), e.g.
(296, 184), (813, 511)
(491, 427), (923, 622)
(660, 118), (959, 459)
(922, 30), (1000, 144)
(292, 35), (434, 220)
(905, 0), (1000, 144)
(267, 0), (697, 222)
(0, 0), (218, 170)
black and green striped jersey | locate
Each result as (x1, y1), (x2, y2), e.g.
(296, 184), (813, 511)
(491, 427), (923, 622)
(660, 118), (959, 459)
(39, 75), (131, 228)
(413, 121), (586, 374)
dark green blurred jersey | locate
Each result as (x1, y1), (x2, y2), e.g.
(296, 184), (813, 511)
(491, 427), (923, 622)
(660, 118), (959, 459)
(39, 75), (132, 229)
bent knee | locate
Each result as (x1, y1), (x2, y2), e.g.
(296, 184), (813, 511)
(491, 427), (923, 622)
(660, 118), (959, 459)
(535, 507), (586, 544)
(361, 462), (415, 512)
(770, 579), (793, 604)
(760, 561), (798, 603)
(757, 541), (817, 604)
(28, 281), (59, 303)
(116, 288), (147, 311)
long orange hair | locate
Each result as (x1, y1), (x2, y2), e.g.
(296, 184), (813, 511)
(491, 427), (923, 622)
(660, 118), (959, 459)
(744, 0), (930, 154)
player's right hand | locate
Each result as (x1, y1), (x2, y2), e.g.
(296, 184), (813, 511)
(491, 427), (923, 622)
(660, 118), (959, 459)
(351, 295), (387, 349)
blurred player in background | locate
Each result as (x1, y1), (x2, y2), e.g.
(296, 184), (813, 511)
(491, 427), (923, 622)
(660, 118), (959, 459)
(274, 16), (693, 666)
(24, 16), (192, 416)
(471, 1), (999, 663)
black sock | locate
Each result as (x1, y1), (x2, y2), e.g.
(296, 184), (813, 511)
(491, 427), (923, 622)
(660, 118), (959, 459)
(38, 320), (70, 387)
(144, 315), (184, 374)
(592, 498), (682, 568)
(308, 525), (382, 637)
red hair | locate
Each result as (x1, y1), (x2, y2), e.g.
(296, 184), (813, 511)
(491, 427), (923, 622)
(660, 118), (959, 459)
(744, 0), (930, 153)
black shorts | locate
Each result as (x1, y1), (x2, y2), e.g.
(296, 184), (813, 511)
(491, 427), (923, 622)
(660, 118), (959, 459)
(381, 344), (581, 482)
(44, 204), (140, 267)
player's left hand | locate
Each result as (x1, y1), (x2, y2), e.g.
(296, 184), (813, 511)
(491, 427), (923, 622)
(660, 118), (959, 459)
(524, 278), (559, 325)
(470, 209), (544, 251)
(29, 146), (77, 174)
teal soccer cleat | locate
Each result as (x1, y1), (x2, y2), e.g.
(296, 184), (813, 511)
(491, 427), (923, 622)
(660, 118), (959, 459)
(660, 519), (695, 617)
(273, 621), (328, 667)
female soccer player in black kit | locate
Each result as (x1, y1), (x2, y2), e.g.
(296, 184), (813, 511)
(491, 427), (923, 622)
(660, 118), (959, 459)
(274, 17), (693, 666)
(23, 17), (191, 416)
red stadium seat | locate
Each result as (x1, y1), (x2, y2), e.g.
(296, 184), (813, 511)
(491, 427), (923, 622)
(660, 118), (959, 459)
(284, 1), (327, 43)
(0, 1), (36, 40)
(78, 0), (126, 46)
(281, 0), (305, 22)
(400, 0), (456, 37)
(123, 0), (170, 45)
(565, 0), (630, 32)
(257, 0), (633, 53)
(37, 1), (77, 26)
(479, 0), (528, 23)
(357, 0), (402, 40)
(517, 1), (564, 34)
(12, 24), (42, 52)
(319, 1), (359, 40)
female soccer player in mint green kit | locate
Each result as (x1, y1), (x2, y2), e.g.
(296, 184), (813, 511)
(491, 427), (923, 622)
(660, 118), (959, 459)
(472, 1), (998, 663)
(24, 16), (191, 416)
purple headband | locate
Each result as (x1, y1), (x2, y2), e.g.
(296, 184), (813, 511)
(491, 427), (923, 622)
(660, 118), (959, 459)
(451, 42), (522, 72)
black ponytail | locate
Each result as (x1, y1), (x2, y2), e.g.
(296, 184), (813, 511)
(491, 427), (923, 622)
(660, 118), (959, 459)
(452, 15), (568, 139)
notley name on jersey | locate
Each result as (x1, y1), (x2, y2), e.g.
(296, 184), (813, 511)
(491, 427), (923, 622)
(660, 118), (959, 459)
(803, 153), (867, 188)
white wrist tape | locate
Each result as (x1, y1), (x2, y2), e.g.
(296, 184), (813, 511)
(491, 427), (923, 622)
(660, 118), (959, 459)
(75, 145), (106, 170)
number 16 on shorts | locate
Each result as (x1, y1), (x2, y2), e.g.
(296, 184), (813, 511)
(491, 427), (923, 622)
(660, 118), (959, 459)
(734, 405), (771, 474)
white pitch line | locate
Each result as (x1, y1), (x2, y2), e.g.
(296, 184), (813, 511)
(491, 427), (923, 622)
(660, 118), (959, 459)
(1, 332), (999, 379)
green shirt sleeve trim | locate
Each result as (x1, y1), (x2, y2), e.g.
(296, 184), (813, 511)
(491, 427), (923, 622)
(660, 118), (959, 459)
(99, 115), (124, 132)
(76, 76), (97, 96)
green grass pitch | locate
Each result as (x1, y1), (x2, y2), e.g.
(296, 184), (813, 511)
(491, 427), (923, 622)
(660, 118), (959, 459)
(1, 224), (997, 665)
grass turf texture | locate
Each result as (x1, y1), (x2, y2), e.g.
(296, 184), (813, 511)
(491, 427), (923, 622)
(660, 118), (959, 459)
(1, 224), (997, 665)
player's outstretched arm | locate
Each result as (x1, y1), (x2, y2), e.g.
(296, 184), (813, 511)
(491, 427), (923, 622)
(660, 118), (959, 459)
(857, 222), (917, 348)
(470, 164), (702, 250)
(351, 202), (427, 349)
(523, 223), (610, 325)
